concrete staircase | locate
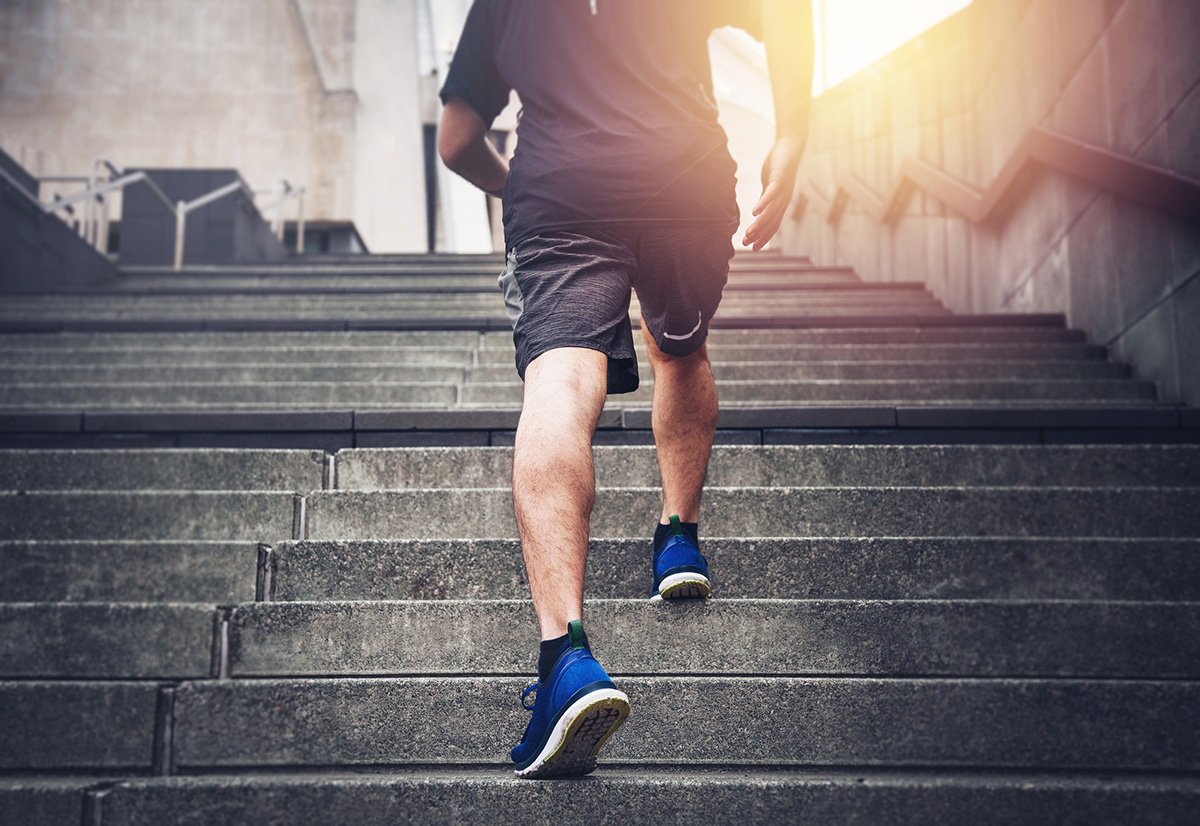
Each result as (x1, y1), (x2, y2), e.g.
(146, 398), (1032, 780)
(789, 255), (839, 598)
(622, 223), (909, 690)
(2, 253), (1198, 823)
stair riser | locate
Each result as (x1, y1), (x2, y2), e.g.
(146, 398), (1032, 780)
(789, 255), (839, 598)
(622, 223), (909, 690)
(459, 379), (1156, 406)
(87, 774), (1200, 826)
(0, 384), (458, 407)
(0, 541), (258, 603)
(0, 603), (216, 679)
(268, 538), (1200, 602)
(161, 677), (1200, 770)
(0, 361), (1130, 383)
(222, 600), (1200, 679)
(0, 380), (1157, 409)
(0, 682), (158, 770)
(0, 366), (471, 384)
(0, 332), (483, 348)
(303, 488), (1200, 540)
(5, 599), (1190, 680)
(475, 343), (1108, 364)
(0, 347), (479, 367)
(336, 445), (1200, 490)
(0, 492), (295, 542)
(0, 449), (325, 491)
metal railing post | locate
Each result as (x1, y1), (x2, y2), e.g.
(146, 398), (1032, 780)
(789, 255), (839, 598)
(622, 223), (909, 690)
(295, 189), (306, 253)
(83, 164), (95, 246)
(98, 194), (110, 255)
(174, 202), (187, 271)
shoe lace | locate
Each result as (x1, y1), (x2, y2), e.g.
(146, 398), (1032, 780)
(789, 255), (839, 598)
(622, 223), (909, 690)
(521, 682), (538, 711)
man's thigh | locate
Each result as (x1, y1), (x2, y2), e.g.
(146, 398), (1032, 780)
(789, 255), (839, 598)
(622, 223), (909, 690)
(501, 230), (641, 394)
(629, 223), (735, 357)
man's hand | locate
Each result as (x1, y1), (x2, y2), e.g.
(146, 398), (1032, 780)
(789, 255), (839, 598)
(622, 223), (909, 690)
(741, 136), (805, 251)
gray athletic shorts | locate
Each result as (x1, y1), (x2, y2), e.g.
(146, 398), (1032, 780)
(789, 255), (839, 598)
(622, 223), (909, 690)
(498, 224), (735, 394)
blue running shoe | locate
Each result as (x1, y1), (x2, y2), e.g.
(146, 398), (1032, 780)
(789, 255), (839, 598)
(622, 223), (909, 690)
(511, 620), (630, 779)
(651, 515), (711, 600)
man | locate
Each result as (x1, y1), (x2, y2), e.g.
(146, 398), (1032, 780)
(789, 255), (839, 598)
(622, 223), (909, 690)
(438, 0), (813, 779)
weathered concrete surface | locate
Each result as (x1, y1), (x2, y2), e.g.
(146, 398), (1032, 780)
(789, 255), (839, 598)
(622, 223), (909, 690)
(0, 381), (456, 409)
(459, 378), (1156, 407)
(0, 365), (470, 385)
(226, 599), (1200, 679)
(0, 681), (158, 769)
(0, 603), (217, 678)
(269, 537), (1200, 602)
(302, 487), (1200, 540)
(0, 449), (325, 491)
(0, 345), (479, 367)
(464, 360), (1127, 384)
(0, 777), (102, 826)
(0, 541), (258, 603)
(171, 676), (1200, 770)
(476, 342), (1107, 365)
(334, 445), (1200, 490)
(0, 492), (295, 541)
(94, 770), (1200, 826)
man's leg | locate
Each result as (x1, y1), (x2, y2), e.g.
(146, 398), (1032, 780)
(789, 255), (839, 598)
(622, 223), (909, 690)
(512, 346), (609, 640)
(642, 326), (718, 524)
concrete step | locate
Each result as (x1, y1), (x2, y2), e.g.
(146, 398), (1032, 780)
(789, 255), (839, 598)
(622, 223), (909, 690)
(0, 681), (159, 771)
(7, 598), (1191, 681)
(268, 537), (1200, 602)
(475, 342), (1110, 363)
(464, 360), (1131, 383)
(0, 292), (945, 312)
(0, 326), (1081, 354)
(0, 365), (472, 384)
(0, 347), (479, 367)
(160, 676), (1200, 770)
(489, 326), (1087, 347)
(0, 382), (458, 408)
(0, 331), (485, 349)
(222, 599), (1200, 679)
(459, 378), (1157, 406)
(0, 602), (217, 678)
(336, 445), (1200, 490)
(0, 361), (1131, 386)
(0, 777), (112, 826)
(0, 449), (326, 491)
(301, 487), (1200, 540)
(1, 379), (1157, 410)
(5, 676), (1194, 772)
(0, 541), (258, 603)
(109, 270), (867, 292)
(0, 492), (296, 541)
(74, 770), (1200, 826)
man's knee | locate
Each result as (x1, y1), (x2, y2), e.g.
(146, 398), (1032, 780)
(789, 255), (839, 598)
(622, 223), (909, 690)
(645, 335), (710, 371)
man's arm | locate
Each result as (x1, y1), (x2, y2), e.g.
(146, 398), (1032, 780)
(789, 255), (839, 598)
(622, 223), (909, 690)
(741, 0), (814, 250)
(438, 96), (509, 197)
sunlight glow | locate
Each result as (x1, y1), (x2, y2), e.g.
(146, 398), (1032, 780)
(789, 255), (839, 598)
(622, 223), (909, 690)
(814, 0), (973, 93)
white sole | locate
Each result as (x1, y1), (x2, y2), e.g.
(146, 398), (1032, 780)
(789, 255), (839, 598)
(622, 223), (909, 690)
(652, 571), (712, 601)
(514, 687), (630, 779)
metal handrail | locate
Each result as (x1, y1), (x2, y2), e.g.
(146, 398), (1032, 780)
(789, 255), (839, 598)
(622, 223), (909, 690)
(3, 158), (307, 268)
(797, 126), (1200, 229)
(257, 180), (307, 253)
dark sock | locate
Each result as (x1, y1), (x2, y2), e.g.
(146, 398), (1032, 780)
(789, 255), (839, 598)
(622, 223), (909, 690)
(654, 519), (699, 551)
(537, 633), (568, 682)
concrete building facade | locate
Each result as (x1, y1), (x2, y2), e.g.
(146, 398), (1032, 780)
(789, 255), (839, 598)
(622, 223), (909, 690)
(0, 0), (773, 254)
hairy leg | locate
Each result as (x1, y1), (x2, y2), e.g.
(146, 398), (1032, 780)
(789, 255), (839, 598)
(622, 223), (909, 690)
(642, 327), (718, 524)
(512, 347), (609, 640)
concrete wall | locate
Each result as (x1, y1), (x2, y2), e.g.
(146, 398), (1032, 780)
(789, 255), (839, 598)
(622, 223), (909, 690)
(0, 0), (427, 252)
(784, 0), (1200, 405)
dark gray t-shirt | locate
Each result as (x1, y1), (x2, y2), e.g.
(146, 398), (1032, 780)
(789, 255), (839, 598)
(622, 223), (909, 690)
(440, 0), (762, 248)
